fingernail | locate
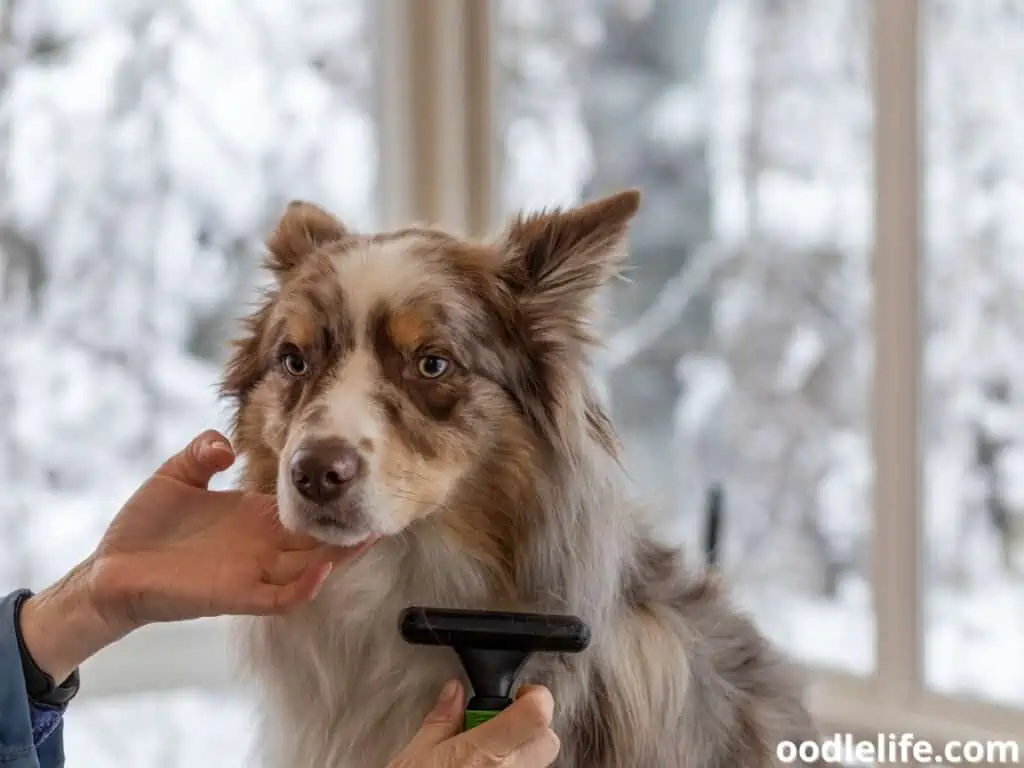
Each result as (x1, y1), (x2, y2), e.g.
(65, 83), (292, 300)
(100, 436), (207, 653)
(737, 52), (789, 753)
(312, 563), (333, 593)
(439, 679), (459, 705)
(200, 439), (230, 461)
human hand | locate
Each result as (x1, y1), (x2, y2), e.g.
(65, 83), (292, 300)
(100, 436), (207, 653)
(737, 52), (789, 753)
(388, 681), (560, 768)
(19, 429), (372, 684)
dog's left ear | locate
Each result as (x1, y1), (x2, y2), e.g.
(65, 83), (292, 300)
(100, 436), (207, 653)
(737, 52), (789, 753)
(499, 189), (641, 324)
(265, 200), (348, 278)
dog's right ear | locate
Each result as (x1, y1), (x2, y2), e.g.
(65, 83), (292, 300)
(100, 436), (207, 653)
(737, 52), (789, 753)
(265, 200), (348, 277)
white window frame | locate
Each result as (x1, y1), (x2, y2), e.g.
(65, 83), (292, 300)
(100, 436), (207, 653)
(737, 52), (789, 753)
(79, 0), (1024, 749)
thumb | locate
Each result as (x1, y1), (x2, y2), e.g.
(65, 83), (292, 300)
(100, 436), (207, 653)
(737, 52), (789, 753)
(156, 430), (236, 489)
(397, 680), (465, 756)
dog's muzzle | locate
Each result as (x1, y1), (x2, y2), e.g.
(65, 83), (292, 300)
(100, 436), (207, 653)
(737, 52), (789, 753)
(288, 437), (370, 535)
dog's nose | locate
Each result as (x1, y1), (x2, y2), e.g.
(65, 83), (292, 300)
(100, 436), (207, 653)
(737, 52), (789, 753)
(290, 440), (363, 504)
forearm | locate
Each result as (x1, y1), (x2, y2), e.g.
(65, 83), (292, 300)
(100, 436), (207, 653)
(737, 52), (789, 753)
(17, 559), (126, 685)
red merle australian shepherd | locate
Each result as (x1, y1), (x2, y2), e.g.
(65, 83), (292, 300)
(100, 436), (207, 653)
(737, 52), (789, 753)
(221, 190), (822, 767)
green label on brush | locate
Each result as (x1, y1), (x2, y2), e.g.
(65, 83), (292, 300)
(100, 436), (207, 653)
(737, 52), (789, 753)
(464, 709), (499, 730)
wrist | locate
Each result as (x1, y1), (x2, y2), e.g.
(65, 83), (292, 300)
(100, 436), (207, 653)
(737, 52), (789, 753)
(18, 558), (128, 685)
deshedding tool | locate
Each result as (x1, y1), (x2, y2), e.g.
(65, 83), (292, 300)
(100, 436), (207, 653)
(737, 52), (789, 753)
(399, 606), (591, 731)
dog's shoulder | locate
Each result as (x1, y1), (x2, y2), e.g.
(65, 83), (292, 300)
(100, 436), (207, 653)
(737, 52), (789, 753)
(556, 536), (821, 766)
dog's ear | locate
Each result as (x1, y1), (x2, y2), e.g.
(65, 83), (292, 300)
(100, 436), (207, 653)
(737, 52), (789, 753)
(499, 189), (640, 316)
(491, 190), (640, 449)
(265, 200), (348, 277)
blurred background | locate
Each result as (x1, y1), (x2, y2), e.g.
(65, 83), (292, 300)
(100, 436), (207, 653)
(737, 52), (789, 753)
(0, 0), (1021, 764)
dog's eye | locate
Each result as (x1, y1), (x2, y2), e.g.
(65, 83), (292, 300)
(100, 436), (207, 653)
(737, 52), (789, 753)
(416, 355), (450, 379)
(280, 349), (309, 377)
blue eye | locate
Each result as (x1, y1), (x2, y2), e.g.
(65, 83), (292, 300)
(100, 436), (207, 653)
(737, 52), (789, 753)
(416, 355), (450, 379)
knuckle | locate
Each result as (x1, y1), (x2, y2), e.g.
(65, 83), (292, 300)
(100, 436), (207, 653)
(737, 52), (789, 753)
(420, 712), (454, 728)
(445, 739), (498, 768)
(463, 742), (501, 768)
(540, 729), (561, 760)
(517, 689), (554, 729)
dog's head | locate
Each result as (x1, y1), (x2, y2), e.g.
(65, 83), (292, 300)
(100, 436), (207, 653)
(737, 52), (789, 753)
(222, 190), (640, 546)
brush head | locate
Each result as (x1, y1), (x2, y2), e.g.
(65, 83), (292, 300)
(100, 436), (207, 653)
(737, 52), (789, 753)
(399, 606), (591, 653)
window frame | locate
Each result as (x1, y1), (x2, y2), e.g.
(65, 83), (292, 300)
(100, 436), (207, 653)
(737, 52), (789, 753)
(78, 0), (1024, 748)
(813, 0), (1022, 744)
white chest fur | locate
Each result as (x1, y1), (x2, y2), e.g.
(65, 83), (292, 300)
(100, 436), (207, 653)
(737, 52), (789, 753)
(237, 539), (503, 768)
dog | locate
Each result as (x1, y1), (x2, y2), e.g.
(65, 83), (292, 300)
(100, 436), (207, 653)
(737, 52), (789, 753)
(221, 190), (823, 767)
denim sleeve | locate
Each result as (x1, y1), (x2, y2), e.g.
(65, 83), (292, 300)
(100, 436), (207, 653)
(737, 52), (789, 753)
(0, 590), (66, 768)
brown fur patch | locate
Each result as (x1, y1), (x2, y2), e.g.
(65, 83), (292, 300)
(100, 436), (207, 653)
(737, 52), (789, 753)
(387, 309), (429, 351)
(433, 408), (543, 592)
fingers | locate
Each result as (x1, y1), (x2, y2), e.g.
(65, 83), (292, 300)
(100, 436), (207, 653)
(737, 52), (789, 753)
(465, 685), (556, 759)
(263, 537), (377, 586)
(386, 683), (560, 768)
(156, 430), (236, 489)
(249, 537), (377, 613)
(263, 548), (333, 584)
(394, 680), (466, 757)
(246, 560), (334, 614)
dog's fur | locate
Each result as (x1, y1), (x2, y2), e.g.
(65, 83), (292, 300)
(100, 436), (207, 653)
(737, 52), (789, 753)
(222, 190), (822, 767)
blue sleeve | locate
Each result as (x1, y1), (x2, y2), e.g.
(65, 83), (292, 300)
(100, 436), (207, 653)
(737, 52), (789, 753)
(0, 590), (66, 768)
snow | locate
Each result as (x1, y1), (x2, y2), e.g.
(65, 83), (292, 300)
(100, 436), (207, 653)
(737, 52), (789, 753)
(0, 0), (1021, 763)
(776, 324), (827, 393)
(673, 356), (733, 435)
(646, 85), (705, 152)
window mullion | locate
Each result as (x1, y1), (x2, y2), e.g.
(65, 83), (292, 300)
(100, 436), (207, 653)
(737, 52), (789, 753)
(375, 0), (419, 228)
(376, 0), (494, 235)
(870, 0), (922, 703)
(463, 0), (498, 237)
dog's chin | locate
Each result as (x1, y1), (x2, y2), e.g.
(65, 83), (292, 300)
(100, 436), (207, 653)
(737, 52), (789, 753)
(279, 498), (376, 547)
(306, 520), (375, 548)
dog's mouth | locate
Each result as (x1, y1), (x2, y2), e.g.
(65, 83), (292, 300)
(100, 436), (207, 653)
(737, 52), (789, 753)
(297, 501), (375, 547)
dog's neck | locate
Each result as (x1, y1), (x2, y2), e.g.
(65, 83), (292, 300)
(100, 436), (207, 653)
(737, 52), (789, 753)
(412, 394), (636, 630)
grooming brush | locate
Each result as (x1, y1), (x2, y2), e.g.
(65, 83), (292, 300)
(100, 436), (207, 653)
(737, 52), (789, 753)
(399, 606), (591, 731)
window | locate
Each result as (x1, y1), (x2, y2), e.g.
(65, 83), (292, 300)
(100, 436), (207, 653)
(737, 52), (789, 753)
(923, 0), (1024, 708)
(2, 1), (1022, 764)
(497, 0), (875, 676)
